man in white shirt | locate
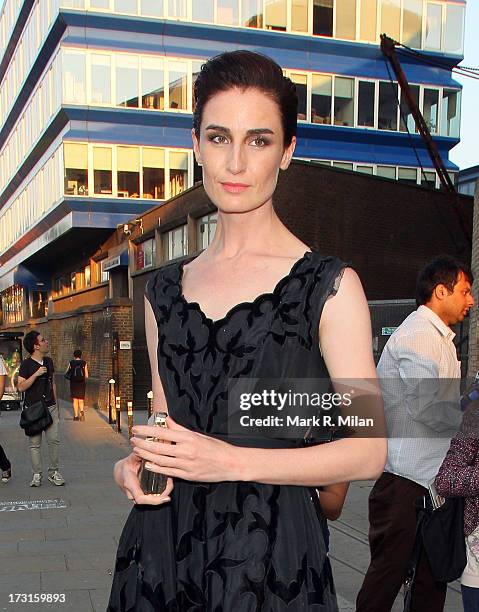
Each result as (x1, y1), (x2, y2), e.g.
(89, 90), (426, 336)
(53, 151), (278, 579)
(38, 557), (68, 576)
(0, 355), (12, 482)
(357, 256), (474, 612)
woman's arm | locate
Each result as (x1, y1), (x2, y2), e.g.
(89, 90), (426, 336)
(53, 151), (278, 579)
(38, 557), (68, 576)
(84, 363), (89, 380)
(318, 482), (350, 520)
(132, 269), (387, 486)
(435, 433), (479, 497)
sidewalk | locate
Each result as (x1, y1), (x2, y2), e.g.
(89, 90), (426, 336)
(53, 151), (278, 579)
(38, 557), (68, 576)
(0, 402), (463, 611)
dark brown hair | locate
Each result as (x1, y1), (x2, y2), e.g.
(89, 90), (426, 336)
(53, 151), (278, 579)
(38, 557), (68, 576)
(193, 50), (298, 146)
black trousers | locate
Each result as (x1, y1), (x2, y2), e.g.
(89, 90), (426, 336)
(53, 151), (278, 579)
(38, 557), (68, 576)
(0, 443), (10, 471)
(356, 472), (447, 612)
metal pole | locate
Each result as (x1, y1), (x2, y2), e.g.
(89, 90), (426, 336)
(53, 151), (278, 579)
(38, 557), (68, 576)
(116, 396), (121, 433)
(108, 379), (115, 423)
(147, 390), (153, 419)
(127, 401), (133, 438)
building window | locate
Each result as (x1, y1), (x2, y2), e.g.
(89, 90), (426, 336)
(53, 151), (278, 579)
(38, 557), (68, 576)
(115, 0), (137, 13)
(265, 0), (287, 31)
(1, 285), (24, 324)
(399, 85), (419, 132)
(141, 0), (164, 17)
(398, 167), (418, 185)
(421, 170), (436, 188)
(170, 151), (188, 197)
(137, 238), (156, 270)
(218, 0), (239, 25)
(91, 54), (111, 104)
(380, 0), (400, 41)
(311, 74), (332, 124)
(93, 147), (113, 195)
(116, 55), (139, 108)
(357, 165), (374, 174)
(166, 225), (188, 260)
(168, 0), (187, 18)
(402, 0), (422, 48)
(358, 81), (375, 128)
(291, 0), (308, 32)
(141, 56), (164, 110)
(423, 88), (439, 133)
(444, 4), (464, 55)
(291, 73), (308, 120)
(192, 60), (203, 111)
(197, 213), (217, 250)
(377, 165), (396, 179)
(441, 89), (461, 139)
(332, 161), (353, 170)
(378, 82), (398, 131)
(334, 77), (354, 127)
(85, 264), (91, 287)
(313, 0), (333, 37)
(63, 50), (86, 104)
(64, 143), (88, 195)
(168, 61), (188, 110)
(90, 0), (110, 8)
(242, 0), (262, 27)
(425, 2), (442, 51)
(336, 0), (356, 40)
(29, 290), (48, 319)
(360, 0), (377, 42)
(142, 148), (165, 199)
(192, 0), (214, 21)
(99, 260), (110, 283)
(117, 146), (140, 197)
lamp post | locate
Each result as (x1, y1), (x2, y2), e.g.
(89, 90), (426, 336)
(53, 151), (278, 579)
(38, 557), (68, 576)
(108, 379), (115, 424)
(127, 401), (133, 438)
(115, 396), (121, 433)
(147, 390), (153, 419)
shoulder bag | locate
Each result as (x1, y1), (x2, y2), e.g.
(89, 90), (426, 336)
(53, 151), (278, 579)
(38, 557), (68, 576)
(19, 372), (53, 437)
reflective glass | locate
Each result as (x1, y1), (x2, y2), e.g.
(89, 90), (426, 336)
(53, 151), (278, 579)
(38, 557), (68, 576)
(291, 73), (307, 120)
(425, 3), (441, 50)
(142, 148), (165, 199)
(141, 56), (164, 110)
(217, 0), (239, 25)
(423, 88), (439, 133)
(312, 74), (332, 124)
(398, 167), (418, 185)
(377, 165), (396, 179)
(380, 0), (400, 41)
(169, 62), (187, 110)
(332, 162), (353, 170)
(265, 0), (287, 31)
(378, 81), (398, 130)
(62, 50), (86, 104)
(93, 147), (112, 195)
(399, 84), (419, 132)
(170, 151), (188, 197)
(357, 165), (373, 174)
(358, 81), (375, 127)
(64, 143), (88, 195)
(241, 0), (262, 27)
(116, 55), (139, 107)
(192, 0), (214, 21)
(444, 4), (464, 55)
(402, 0), (422, 48)
(168, 0), (187, 18)
(91, 54), (111, 104)
(117, 146), (140, 197)
(90, 0), (110, 8)
(115, 0), (137, 13)
(141, 0), (164, 16)
(441, 89), (461, 139)
(192, 60), (203, 111)
(334, 77), (354, 127)
(336, 0), (356, 40)
(421, 170), (436, 188)
(313, 0), (333, 36)
(291, 0), (308, 32)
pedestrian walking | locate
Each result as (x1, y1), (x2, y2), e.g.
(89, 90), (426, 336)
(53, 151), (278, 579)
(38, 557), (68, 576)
(356, 256), (474, 612)
(65, 349), (88, 421)
(108, 50), (386, 611)
(17, 330), (65, 487)
(0, 354), (11, 482)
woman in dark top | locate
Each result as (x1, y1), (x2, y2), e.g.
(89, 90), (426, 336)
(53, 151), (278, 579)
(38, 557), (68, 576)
(108, 51), (386, 611)
(65, 349), (88, 421)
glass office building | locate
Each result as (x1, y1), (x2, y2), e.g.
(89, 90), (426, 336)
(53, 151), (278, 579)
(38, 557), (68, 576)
(0, 0), (466, 323)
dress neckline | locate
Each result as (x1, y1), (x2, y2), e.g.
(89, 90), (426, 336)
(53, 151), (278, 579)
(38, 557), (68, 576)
(177, 250), (313, 327)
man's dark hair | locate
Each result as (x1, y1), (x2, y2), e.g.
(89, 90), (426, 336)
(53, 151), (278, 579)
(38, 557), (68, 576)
(23, 330), (41, 355)
(193, 50), (298, 146)
(416, 256), (473, 306)
(73, 349), (82, 358)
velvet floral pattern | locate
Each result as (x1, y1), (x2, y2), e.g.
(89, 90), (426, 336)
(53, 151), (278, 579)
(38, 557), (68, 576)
(108, 251), (346, 611)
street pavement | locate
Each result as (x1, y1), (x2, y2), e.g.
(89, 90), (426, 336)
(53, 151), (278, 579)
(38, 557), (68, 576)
(0, 402), (463, 612)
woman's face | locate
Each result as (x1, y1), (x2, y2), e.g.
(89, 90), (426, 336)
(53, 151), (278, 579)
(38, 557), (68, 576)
(192, 87), (296, 214)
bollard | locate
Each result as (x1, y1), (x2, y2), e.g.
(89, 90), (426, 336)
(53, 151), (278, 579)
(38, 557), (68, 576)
(115, 396), (121, 433)
(147, 390), (153, 419)
(127, 401), (133, 438)
(108, 379), (116, 424)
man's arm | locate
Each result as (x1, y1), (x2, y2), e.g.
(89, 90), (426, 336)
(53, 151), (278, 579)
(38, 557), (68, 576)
(17, 367), (46, 392)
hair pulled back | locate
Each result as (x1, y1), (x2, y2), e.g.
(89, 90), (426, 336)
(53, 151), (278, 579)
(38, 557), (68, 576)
(193, 50), (298, 147)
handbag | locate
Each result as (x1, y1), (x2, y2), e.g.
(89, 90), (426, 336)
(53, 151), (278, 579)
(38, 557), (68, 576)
(19, 374), (53, 437)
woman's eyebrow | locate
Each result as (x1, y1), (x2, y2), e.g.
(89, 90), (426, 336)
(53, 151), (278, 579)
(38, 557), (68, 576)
(205, 124), (275, 136)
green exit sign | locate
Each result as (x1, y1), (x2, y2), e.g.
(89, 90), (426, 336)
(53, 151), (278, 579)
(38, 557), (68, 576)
(382, 327), (397, 336)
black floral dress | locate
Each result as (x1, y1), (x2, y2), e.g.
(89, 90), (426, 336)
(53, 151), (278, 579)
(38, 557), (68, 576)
(108, 251), (346, 611)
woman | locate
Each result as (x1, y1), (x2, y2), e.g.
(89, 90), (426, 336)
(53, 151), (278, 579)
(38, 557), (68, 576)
(65, 350), (88, 421)
(108, 50), (386, 611)
(435, 404), (479, 611)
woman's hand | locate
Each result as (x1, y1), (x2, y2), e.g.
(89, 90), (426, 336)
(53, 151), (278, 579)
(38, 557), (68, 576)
(130, 417), (243, 483)
(113, 452), (174, 506)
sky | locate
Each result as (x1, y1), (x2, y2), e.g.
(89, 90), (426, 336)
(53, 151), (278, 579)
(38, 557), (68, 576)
(449, 0), (479, 171)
